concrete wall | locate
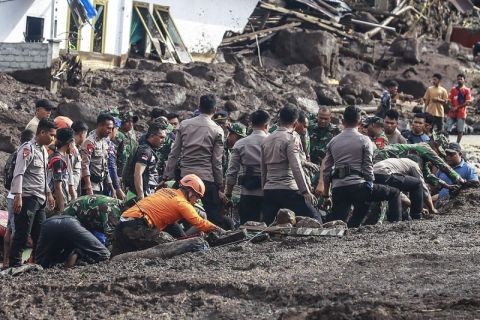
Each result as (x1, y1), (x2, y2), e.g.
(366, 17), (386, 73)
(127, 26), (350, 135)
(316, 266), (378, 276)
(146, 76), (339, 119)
(0, 0), (68, 48)
(0, 41), (59, 72)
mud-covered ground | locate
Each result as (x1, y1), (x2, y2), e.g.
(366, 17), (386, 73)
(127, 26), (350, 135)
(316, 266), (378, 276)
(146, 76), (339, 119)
(0, 187), (479, 319)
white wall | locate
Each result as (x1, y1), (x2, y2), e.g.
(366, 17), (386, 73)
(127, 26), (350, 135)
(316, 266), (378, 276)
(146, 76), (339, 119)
(0, 0), (68, 48)
(157, 0), (259, 54)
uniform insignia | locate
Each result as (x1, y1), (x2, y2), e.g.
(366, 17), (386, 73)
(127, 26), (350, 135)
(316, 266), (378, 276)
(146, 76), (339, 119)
(87, 143), (95, 154)
(23, 148), (31, 159)
(141, 154), (149, 161)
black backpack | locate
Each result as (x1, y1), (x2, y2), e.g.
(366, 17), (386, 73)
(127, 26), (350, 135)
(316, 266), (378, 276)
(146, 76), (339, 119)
(3, 143), (34, 190)
(122, 144), (139, 191)
(3, 151), (18, 190)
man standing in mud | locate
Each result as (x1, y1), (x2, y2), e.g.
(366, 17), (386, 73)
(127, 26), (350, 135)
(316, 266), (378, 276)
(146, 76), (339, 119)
(308, 107), (341, 165)
(80, 113), (115, 196)
(423, 73), (448, 132)
(164, 94), (231, 229)
(25, 99), (56, 134)
(261, 104), (321, 224)
(448, 74), (471, 143)
(322, 106), (402, 227)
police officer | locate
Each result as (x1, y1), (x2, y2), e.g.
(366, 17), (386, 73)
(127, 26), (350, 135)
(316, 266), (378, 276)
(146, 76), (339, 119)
(226, 110), (270, 223)
(71, 121), (89, 194)
(322, 106), (402, 227)
(127, 123), (166, 199)
(261, 104), (321, 224)
(80, 113), (114, 196)
(308, 107), (341, 164)
(9, 119), (57, 267)
(115, 111), (139, 178)
(164, 94), (229, 228)
(363, 116), (389, 149)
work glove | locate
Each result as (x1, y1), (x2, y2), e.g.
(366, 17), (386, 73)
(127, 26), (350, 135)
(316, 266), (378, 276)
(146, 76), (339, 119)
(303, 192), (318, 207)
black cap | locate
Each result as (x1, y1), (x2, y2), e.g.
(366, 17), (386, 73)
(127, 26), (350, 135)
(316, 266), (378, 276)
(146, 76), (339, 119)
(213, 110), (228, 121)
(35, 99), (56, 110)
(56, 128), (74, 146)
(445, 142), (461, 154)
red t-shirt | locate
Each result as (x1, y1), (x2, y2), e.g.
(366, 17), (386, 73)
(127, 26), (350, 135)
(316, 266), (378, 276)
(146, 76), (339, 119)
(448, 86), (471, 119)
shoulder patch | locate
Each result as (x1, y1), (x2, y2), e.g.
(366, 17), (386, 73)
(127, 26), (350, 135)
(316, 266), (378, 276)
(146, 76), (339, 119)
(87, 143), (95, 154)
(23, 147), (31, 159)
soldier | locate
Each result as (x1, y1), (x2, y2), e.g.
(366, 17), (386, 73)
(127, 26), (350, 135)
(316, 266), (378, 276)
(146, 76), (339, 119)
(309, 107), (341, 164)
(125, 123), (166, 199)
(80, 113), (114, 196)
(363, 116), (389, 149)
(226, 110), (270, 223)
(71, 121), (89, 194)
(374, 142), (465, 189)
(295, 111), (311, 161)
(115, 111), (139, 178)
(261, 104), (321, 224)
(25, 99), (56, 134)
(47, 128), (76, 213)
(224, 122), (247, 175)
(9, 119), (57, 267)
(167, 112), (180, 138)
(322, 106), (402, 227)
(64, 194), (127, 245)
(164, 94), (230, 228)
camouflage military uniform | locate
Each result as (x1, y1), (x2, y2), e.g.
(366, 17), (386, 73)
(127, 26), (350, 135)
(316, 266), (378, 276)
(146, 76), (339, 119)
(224, 123), (247, 207)
(308, 123), (341, 163)
(374, 142), (461, 187)
(373, 131), (389, 150)
(114, 130), (138, 178)
(64, 194), (124, 243)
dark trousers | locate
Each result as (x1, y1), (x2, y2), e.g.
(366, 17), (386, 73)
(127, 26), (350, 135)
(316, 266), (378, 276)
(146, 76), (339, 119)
(202, 180), (234, 230)
(35, 215), (110, 268)
(262, 189), (322, 225)
(111, 218), (163, 257)
(433, 116), (444, 132)
(238, 195), (264, 224)
(375, 174), (424, 219)
(9, 196), (46, 267)
(330, 183), (401, 228)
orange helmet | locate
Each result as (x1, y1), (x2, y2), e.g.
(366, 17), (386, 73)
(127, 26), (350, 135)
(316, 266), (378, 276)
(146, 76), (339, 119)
(180, 174), (205, 197)
(54, 116), (73, 129)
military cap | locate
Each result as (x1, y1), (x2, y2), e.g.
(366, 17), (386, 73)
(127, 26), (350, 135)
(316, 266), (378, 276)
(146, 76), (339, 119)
(362, 116), (384, 127)
(213, 110), (229, 122)
(228, 122), (247, 137)
(120, 111), (139, 123)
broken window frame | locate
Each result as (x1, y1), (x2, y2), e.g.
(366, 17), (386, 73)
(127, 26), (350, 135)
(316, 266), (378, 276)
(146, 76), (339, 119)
(153, 5), (193, 63)
(66, 8), (82, 51)
(132, 2), (176, 63)
(91, 0), (108, 53)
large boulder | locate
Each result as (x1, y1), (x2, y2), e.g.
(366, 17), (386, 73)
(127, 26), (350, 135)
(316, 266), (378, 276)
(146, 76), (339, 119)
(390, 37), (422, 64)
(339, 73), (373, 104)
(272, 29), (339, 77)
(166, 70), (196, 88)
(315, 85), (343, 106)
(56, 101), (99, 129)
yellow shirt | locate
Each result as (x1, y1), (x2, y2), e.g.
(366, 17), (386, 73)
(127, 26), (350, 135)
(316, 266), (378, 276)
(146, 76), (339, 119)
(122, 188), (216, 232)
(423, 86), (448, 117)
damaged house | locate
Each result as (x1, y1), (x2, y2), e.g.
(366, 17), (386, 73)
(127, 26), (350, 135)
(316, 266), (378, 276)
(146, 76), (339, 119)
(0, 0), (258, 75)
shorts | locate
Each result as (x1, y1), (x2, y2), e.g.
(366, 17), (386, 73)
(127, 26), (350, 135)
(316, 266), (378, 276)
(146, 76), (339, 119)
(6, 197), (15, 233)
(447, 117), (465, 133)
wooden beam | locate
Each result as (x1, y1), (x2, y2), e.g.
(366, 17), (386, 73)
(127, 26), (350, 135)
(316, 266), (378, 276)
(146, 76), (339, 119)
(221, 22), (301, 46)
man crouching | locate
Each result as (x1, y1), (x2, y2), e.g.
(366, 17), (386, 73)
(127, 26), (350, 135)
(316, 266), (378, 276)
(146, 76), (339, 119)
(111, 174), (225, 257)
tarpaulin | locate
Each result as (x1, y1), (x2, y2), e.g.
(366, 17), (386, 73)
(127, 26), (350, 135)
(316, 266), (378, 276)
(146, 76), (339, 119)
(79, 0), (97, 19)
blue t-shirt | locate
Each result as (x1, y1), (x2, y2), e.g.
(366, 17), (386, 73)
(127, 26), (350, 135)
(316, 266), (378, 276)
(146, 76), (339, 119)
(437, 160), (479, 199)
(402, 130), (430, 144)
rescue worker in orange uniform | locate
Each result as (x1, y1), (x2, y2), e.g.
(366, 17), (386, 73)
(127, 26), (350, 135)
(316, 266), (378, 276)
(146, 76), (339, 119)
(111, 174), (225, 257)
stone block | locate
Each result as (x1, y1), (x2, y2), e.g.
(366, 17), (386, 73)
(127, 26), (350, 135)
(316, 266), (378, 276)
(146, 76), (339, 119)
(15, 55), (25, 62)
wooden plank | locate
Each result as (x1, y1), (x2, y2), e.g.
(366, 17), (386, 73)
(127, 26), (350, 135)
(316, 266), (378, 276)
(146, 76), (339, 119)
(221, 22), (301, 46)
(259, 2), (353, 39)
(240, 225), (346, 237)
